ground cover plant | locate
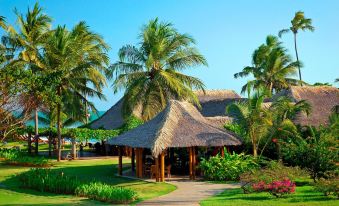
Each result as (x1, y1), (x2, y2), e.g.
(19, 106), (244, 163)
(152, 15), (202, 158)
(200, 151), (258, 181)
(0, 148), (50, 167)
(19, 168), (138, 204)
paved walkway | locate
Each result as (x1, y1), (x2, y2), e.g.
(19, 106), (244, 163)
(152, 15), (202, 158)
(138, 179), (239, 206)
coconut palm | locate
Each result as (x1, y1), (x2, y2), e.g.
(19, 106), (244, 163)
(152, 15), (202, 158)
(279, 11), (314, 84)
(0, 16), (6, 30)
(109, 18), (207, 120)
(226, 90), (270, 157)
(9, 2), (52, 154)
(234, 35), (300, 95)
(42, 23), (109, 161)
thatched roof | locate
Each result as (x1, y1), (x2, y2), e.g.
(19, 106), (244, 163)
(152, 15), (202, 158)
(196, 90), (242, 117)
(89, 98), (142, 130)
(108, 100), (241, 156)
(90, 90), (241, 129)
(275, 86), (339, 127)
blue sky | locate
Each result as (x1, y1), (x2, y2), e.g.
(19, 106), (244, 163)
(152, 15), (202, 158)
(1, 0), (338, 111)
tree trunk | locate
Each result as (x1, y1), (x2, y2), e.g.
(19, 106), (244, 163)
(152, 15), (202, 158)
(34, 109), (39, 155)
(294, 33), (302, 85)
(251, 130), (258, 157)
(48, 132), (52, 157)
(57, 87), (62, 162)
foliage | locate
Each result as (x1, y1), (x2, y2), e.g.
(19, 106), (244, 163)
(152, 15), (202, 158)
(314, 173), (339, 198)
(280, 124), (338, 181)
(252, 178), (296, 198)
(240, 161), (307, 194)
(75, 182), (137, 204)
(234, 35), (300, 94)
(109, 18), (207, 120)
(226, 90), (270, 157)
(0, 148), (50, 166)
(199, 151), (258, 181)
(119, 116), (144, 133)
(18, 168), (137, 204)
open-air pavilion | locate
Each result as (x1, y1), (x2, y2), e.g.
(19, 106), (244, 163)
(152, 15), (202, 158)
(108, 100), (241, 182)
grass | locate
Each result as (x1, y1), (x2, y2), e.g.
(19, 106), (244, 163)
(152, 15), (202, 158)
(200, 186), (338, 206)
(0, 158), (176, 205)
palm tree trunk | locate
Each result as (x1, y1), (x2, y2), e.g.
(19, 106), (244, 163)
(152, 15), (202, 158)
(250, 129), (258, 157)
(294, 33), (302, 85)
(34, 109), (39, 155)
(57, 87), (62, 161)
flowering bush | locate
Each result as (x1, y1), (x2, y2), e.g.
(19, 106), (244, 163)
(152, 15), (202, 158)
(252, 179), (296, 197)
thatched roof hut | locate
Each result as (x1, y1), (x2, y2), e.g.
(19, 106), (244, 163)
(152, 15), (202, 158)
(90, 90), (241, 129)
(108, 100), (241, 156)
(195, 90), (242, 117)
(275, 86), (339, 127)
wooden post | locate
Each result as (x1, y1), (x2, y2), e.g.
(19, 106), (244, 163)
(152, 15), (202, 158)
(131, 148), (135, 172)
(192, 147), (196, 180)
(221, 146), (225, 157)
(138, 148), (143, 178)
(27, 132), (32, 154)
(155, 156), (159, 182)
(160, 151), (165, 182)
(189, 147), (193, 180)
(135, 148), (139, 177)
(118, 146), (122, 176)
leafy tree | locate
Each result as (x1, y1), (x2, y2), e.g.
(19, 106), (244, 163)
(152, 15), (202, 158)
(226, 90), (270, 157)
(8, 2), (52, 153)
(41, 23), (109, 161)
(109, 18), (207, 120)
(234, 35), (300, 95)
(279, 11), (315, 85)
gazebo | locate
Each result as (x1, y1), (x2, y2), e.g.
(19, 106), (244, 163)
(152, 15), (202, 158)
(108, 100), (241, 182)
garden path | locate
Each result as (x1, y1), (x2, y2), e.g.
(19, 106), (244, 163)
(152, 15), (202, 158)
(138, 179), (240, 206)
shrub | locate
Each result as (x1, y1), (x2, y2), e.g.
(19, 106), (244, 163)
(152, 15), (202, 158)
(252, 179), (296, 198)
(199, 151), (258, 181)
(18, 168), (137, 204)
(240, 161), (306, 194)
(0, 148), (50, 167)
(75, 182), (137, 204)
(314, 171), (339, 198)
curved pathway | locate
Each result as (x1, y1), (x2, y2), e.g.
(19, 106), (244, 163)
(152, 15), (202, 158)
(138, 179), (239, 206)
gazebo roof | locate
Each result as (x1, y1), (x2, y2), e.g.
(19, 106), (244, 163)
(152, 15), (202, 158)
(108, 100), (241, 156)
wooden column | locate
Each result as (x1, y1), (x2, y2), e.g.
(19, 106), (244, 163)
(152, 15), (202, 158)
(155, 156), (159, 182)
(189, 147), (193, 180)
(137, 148), (143, 178)
(192, 147), (196, 180)
(135, 148), (139, 177)
(118, 146), (123, 176)
(221, 146), (225, 157)
(131, 148), (135, 172)
(160, 151), (165, 182)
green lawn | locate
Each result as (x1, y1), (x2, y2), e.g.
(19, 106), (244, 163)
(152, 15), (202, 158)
(0, 158), (176, 205)
(200, 186), (338, 206)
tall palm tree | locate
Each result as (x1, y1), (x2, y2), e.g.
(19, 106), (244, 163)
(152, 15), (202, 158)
(0, 16), (6, 30)
(234, 35), (300, 95)
(42, 23), (109, 161)
(9, 3), (52, 154)
(226, 90), (270, 157)
(279, 11), (314, 85)
(109, 18), (207, 120)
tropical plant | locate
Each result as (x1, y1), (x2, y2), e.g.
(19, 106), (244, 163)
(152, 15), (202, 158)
(40, 22), (109, 161)
(0, 15), (6, 29)
(279, 11), (315, 84)
(0, 148), (50, 166)
(9, 2), (52, 154)
(314, 172), (339, 198)
(109, 18), (207, 120)
(234, 35), (300, 95)
(252, 179), (296, 198)
(199, 151), (258, 181)
(226, 90), (270, 157)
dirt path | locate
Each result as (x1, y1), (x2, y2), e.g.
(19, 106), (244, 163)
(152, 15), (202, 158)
(138, 180), (239, 206)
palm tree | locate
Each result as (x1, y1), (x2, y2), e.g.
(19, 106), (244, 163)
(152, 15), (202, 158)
(279, 11), (314, 85)
(109, 18), (207, 120)
(234, 35), (300, 95)
(42, 23), (109, 161)
(9, 3), (52, 154)
(226, 90), (270, 157)
(0, 16), (6, 30)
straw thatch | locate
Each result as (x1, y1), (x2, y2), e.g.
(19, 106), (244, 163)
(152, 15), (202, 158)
(90, 90), (241, 129)
(275, 86), (339, 126)
(195, 90), (242, 117)
(108, 100), (241, 156)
